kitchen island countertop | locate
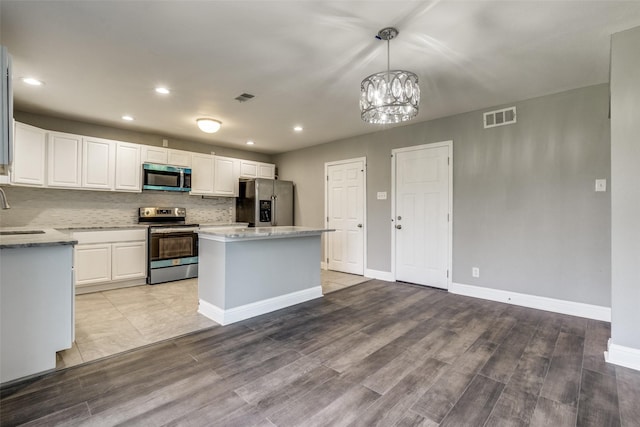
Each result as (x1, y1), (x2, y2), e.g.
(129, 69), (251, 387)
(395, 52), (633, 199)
(198, 226), (333, 242)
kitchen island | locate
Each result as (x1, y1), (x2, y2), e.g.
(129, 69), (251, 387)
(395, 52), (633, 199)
(197, 226), (332, 325)
(0, 228), (76, 383)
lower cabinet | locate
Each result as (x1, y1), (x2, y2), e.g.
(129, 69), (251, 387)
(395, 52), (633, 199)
(74, 229), (147, 293)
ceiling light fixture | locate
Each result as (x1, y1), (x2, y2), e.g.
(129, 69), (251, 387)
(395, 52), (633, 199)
(122, 115), (134, 121)
(196, 118), (221, 133)
(22, 77), (43, 86)
(155, 87), (170, 95)
(246, 141), (255, 145)
(360, 27), (420, 125)
(293, 126), (303, 132)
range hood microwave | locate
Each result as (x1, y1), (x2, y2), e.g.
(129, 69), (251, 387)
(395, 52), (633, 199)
(142, 163), (191, 192)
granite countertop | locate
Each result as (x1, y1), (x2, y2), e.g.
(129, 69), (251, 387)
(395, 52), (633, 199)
(198, 226), (334, 242)
(0, 222), (247, 248)
(0, 228), (77, 249)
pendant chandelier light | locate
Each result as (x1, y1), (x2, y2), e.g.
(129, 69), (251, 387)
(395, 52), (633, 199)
(360, 27), (420, 124)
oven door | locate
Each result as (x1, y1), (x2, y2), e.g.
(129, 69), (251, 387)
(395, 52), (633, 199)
(148, 229), (198, 284)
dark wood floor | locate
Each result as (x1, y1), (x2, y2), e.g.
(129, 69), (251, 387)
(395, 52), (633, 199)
(2, 280), (639, 426)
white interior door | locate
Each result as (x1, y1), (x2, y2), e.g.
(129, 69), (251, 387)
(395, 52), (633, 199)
(393, 143), (451, 289)
(326, 159), (365, 275)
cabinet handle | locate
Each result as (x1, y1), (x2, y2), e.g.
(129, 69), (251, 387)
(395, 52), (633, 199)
(396, 224), (402, 229)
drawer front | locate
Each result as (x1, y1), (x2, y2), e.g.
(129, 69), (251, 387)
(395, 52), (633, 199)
(73, 229), (147, 244)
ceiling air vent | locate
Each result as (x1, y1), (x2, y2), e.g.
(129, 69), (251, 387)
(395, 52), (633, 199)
(483, 106), (516, 129)
(234, 93), (255, 103)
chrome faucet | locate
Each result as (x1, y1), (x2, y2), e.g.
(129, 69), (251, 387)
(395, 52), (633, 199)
(0, 187), (10, 209)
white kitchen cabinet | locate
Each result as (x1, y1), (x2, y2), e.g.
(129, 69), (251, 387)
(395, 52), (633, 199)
(74, 229), (147, 293)
(47, 131), (82, 188)
(142, 146), (168, 164)
(213, 155), (240, 197)
(11, 122), (46, 186)
(112, 241), (147, 281)
(141, 146), (191, 167)
(75, 243), (112, 285)
(257, 162), (276, 179)
(239, 160), (276, 179)
(82, 136), (115, 190)
(190, 153), (215, 195)
(115, 141), (141, 192)
(167, 149), (192, 167)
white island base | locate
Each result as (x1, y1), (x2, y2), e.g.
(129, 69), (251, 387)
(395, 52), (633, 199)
(197, 227), (331, 325)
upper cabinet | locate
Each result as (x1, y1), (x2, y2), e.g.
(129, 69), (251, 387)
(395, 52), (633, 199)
(142, 146), (191, 167)
(190, 153), (215, 195)
(82, 136), (116, 190)
(114, 142), (141, 192)
(239, 160), (275, 179)
(11, 122), (46, 186)
(47, 131), (82, 188)
(212, 156), (240, 197)
(141, 146), (168, 164)
(167, 149), (191, 167)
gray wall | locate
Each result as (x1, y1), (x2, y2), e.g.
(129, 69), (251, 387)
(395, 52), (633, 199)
(610, 26), (640, 348)
(275, 84), (611, 307)
(13, 110), (273, 163)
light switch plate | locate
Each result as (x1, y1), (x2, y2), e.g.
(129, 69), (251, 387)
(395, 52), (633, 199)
(377, 192), (387, 200)
(595, 179), (607, 192)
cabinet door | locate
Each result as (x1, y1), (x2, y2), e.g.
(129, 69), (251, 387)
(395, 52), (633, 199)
(142, 146), (167, 164)
(11, 122), (46, 186)
(258, 163), (276, 179)
(239, 160), (258, 178)
(167, 149), (192, 167)
(47, 132), (82, 188)
(112, 241), (146, 281)
(75, 244), (111, 286)
(82, 137), (115, 190)
(213, 155), (239, 197)
(190, 153), (215, 195)
(115, 142), (141, 192)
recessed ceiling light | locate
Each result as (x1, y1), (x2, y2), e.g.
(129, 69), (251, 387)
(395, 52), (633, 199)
(155, 87), (170, 95)
(196, 118), (222, 133)
(122, 115), (134, 121)
(293, 126), (303, 132)
(246, 141), (255, 145)
(22, 77), (43, 86)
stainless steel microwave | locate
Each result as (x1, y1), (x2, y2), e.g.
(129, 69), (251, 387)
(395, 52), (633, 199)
(142, 163), (191, 192)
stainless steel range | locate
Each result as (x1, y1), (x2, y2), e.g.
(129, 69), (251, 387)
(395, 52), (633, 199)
(139, 207), (198, 285)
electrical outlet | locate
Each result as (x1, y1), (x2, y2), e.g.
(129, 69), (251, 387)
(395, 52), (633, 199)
(162, 139), (169, 147)
(595, 179), (606, 192)
(472, 267), (480, 278)
(377, 191), (387, 200)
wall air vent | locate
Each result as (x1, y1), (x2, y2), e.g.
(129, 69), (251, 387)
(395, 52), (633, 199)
(483, 106), (516, 129)
(234, 93), (255, 103)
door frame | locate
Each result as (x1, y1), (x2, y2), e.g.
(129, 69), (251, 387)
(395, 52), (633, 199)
(391, 141), (453, 288)
(324, 157), (367, 273)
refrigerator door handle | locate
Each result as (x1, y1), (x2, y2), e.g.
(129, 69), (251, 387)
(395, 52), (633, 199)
(271, 194), (277, 226)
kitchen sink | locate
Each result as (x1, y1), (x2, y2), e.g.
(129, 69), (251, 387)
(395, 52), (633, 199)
(0, 230), (46, 236)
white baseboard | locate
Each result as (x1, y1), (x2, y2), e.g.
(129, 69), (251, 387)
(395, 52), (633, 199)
(450, 282), (611, 322)
(605, 339), (640, 371)
(364, 268), (394, 282)
(198, 286), (323, 326)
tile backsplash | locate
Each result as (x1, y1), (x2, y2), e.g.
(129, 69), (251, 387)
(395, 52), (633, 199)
(0, 186), (234, 228)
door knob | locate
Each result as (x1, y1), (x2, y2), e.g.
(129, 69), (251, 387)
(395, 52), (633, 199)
(357, 224), (363, 228)
(396, 224), (402, 229)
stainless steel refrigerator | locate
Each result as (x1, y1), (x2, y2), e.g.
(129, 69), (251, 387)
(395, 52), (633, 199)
(236, 178), (294, 227)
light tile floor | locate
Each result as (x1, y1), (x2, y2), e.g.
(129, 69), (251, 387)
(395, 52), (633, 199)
(57, 270), (370, 369)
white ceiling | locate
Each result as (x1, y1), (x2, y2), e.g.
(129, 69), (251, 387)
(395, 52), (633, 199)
(2, 1), (640, 154)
